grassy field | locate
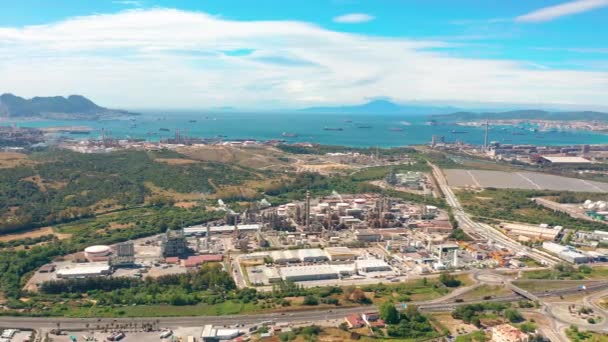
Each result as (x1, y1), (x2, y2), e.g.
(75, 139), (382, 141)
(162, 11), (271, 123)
(456, 285), (511, 301)
(513, 280), (592, 292)
(64, 300), (262, 317)
(520, 266), (608, 281)
(456, 188), (608, 231)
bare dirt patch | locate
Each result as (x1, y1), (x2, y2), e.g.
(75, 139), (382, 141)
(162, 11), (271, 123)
(0, 152), (34, 168)
(177, 145), (292, 170)
(174, 201), (199, 208)
(154, 158), (199, 165)
(145, 182), (206, 201)
(0, 226), (71, 242)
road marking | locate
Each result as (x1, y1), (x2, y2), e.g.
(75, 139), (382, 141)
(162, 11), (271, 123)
(466, 170), (482, 188)
(516, 172), (542, 190)
(581, 179), (604, 192)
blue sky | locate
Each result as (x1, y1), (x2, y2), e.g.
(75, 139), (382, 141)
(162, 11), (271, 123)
(1, 0), (607, 109)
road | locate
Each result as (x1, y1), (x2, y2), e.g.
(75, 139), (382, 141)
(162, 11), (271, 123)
(2, 281), (608, 330)
(429, 162), (560, 267)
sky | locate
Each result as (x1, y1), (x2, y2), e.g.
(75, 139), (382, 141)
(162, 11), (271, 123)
(0, 0), (607, 110)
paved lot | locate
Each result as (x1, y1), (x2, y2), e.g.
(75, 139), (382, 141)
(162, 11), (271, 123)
(445, 169), (608, 192)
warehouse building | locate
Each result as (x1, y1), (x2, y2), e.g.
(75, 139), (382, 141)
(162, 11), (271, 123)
(502, 223), (562, 241)
(560, 250), (589, 264)
(56, 263), (112, 279)
(298, 248), (328, 263)
(325, 247), (357, 262)
(542, 242), (589, 264)
(279, 265), (339, 282)
(270, 250), (300, 264)
(356, 259), (392, 273)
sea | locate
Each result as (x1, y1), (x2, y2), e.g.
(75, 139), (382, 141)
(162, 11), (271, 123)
(9, 111), (608, 148)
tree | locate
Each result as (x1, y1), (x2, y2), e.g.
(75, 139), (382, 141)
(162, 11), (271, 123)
(504, 309), (524, 323)
(348, 289), (370, 304)
(379, 302), (400, 324)
(303, 295), (319, 306)
(439, 272), (462, 288)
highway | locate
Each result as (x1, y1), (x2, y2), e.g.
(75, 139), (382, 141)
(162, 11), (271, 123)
(2, 281), (608, 330)
(429, 162), (560, 267)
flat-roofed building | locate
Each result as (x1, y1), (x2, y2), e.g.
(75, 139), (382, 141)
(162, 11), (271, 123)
(279, 265), (338, 282)
(356, 259), (392, 273)
(355, 229), (382, 242)
(324, 247), (356, 262)
(298, 248), (328, 263)
(56, 263), (111, 279)
(502, 223), (562, 241)
(270, 250), (301, 264)
(538, 156), (591, 165)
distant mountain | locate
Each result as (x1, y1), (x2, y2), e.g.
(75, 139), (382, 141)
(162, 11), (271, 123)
(0, 94), (138, 120)
(301, 99), (458, 115)
(432, 109), (608, 122)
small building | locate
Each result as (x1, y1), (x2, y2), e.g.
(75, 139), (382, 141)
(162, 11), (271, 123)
(184, 254), (223, 267)
(165, 257), (180, 264)
(344, 314), (364, 329)
(279, 265), (338, 282)
(491, 324), (529, 342)
(325, 247), (356, 262)
(355, 229), (382, 242)
(201, 325), (240, 342)
(38, 264), (56, 273)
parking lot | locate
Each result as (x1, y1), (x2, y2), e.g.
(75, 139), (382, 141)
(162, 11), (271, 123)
(445, 169), (608, 192)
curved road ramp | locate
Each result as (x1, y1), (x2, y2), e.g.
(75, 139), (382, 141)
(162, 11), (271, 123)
(444, 169), (608, 192)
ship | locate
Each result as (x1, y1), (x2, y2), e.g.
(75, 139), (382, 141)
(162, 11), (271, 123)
(68, 131), (90, 135)
(356, 124), (372, 129)
(159, 128), (170, 132)
(389, 127), (403, 132)
(451, 130), (468, 134)
(188, 120), (197, 123)
(281, 132), (298, 137)
(323, 127), (343, 131)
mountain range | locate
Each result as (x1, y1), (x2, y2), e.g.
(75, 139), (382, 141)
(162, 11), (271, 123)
(431, 109), (608, 122)
(0, 94), (137, 120)
(300, 99), (459, 115)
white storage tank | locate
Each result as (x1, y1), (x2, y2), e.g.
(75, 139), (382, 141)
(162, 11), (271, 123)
(84, 245), (111, 261)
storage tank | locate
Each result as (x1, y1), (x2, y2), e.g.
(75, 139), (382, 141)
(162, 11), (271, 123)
(84, 245), (111, 261)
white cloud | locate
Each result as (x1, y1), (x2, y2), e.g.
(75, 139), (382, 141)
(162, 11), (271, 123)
(0, 8), (606, 109)
(516, 0), (608, 23)
(333, 13), (375, 24)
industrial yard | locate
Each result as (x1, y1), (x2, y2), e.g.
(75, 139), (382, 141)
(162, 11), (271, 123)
(444, 169), (608, 192)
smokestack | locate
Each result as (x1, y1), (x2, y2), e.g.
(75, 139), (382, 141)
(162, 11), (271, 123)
(305, 190), (311, 231)
(484, 120), (489, 152)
